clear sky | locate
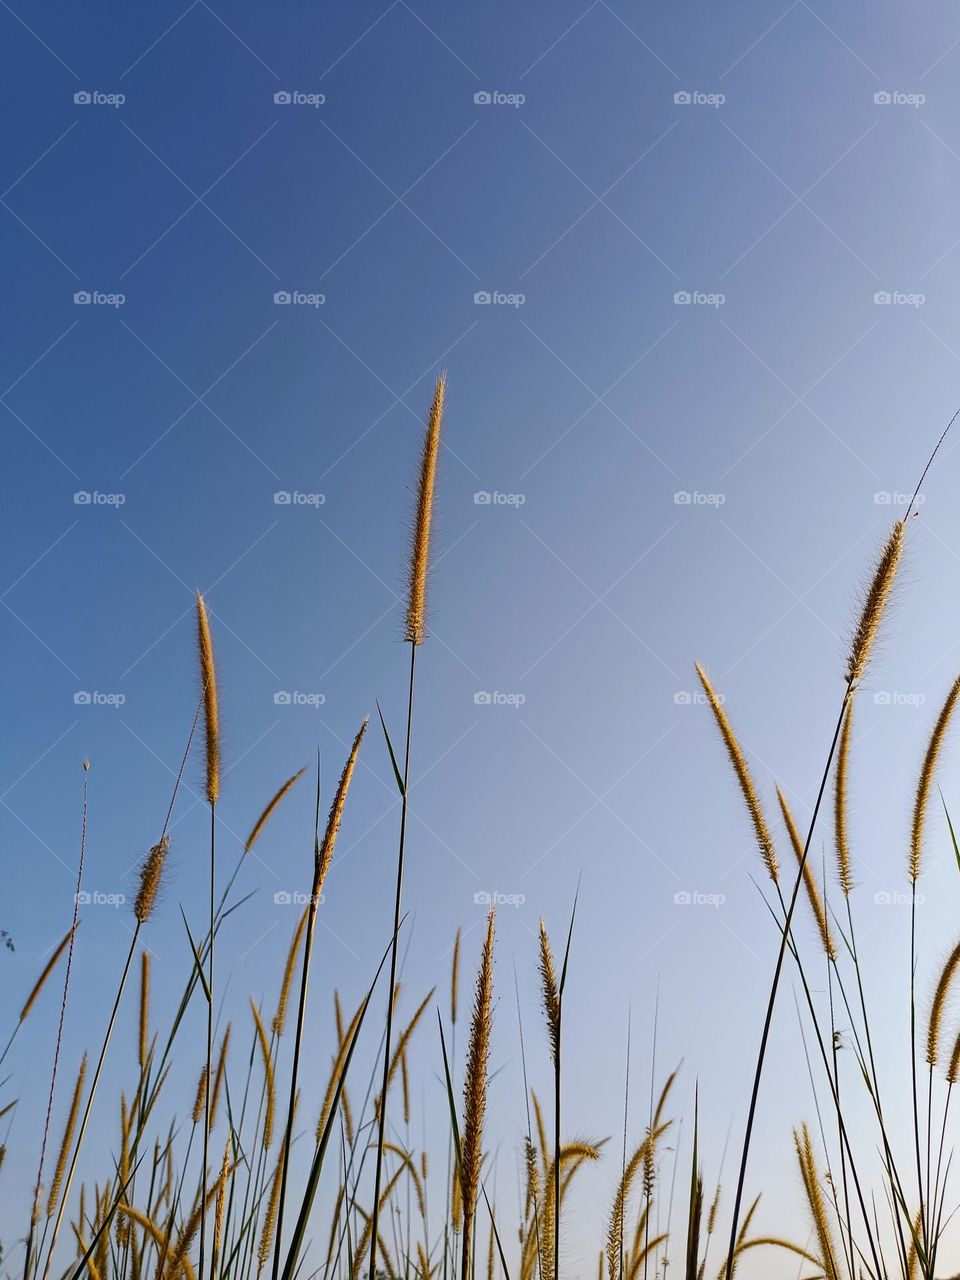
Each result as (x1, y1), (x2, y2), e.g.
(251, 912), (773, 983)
(5, 2), (960, 1276)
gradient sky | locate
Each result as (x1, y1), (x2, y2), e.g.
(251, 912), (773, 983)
(5, 2), (960, 1276)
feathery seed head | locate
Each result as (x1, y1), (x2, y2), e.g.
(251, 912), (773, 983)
(314, 718), (368, 900)
(538, 919), (560, 1068)
(695, 664), (779, 884)
(910, 675), (960, 883)
(927, 939), (960, 1068)
(405, 373), (446, 645)
(245, 767), (306, 855)
(776, 787), (836, 960)
(133, 838), (169, 924)
(192, 1066), (208, 1126)
(272, 907), (308, 1036)
(20, 925), (77, 1022)
(460, 911), (495, 1279)
(196, 593), (220, 806)
(846, 521), (904, 686)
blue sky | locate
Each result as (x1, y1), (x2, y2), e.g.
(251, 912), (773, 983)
(6, 1), (960, 1275)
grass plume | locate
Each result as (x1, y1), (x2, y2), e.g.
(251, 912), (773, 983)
(694, 665), (778, 884)
(405, 372), (446, 646)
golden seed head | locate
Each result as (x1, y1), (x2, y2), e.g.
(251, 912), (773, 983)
(192, 1065), (208, 1126)
(538, 920), (560, 1068)
(910, 675), (960, 884)
(20, 925), (77, 1022)
(134, 838), (169, 925)
(272, 907), (308, 1037)
(460, 910), (495, 1267)
(245, 767), (307, 855)
(846, 520), (904, 686)
(695, 664), (779, 884)
(927, 940), (960, 1067)
(405, 373), (446, 645)
(196, 593), (220, 806)
(777, 787), (836, 960)
(47, 1052), (86, 1219)
(250, 1000), (275, 1151)
(314, 718), (368, 900)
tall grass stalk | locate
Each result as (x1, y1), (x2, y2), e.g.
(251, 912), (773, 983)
(369, 373), (445, 1280)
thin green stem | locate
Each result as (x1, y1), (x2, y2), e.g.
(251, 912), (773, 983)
(200, 801), (217, 1280)
(369, 641), (418, 1280)
(723, 682), (852, 1280)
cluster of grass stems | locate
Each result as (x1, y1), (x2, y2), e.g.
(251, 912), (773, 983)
(7, 392), (960, 1280)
